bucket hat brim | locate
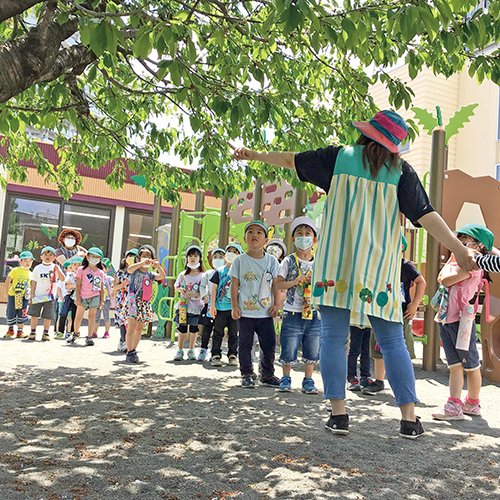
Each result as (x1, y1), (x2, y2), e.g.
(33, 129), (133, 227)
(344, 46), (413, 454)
(353, 121), (399, 153)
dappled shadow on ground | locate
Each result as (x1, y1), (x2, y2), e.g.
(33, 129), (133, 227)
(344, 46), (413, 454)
(0, 364), (499, 500)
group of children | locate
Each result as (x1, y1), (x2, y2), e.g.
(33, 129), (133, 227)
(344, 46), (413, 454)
(4, 220), (500, 406)
(171, 216), (322, 391)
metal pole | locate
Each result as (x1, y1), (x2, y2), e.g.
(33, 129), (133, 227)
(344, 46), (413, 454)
(218, 196), (230, 247)
(422, 126), (446, 371)
(193, 191), (205, 241)
(253, 179), (263, 220)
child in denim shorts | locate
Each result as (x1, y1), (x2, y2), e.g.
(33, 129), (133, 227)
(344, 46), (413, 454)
(276, 216), (321, 394)
(432, 224), (493, 421)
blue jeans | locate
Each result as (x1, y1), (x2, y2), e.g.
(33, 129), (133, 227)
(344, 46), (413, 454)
(347, 326), (371, 380)
(320, 306), (417, 406)
(279, 311), (321, 364)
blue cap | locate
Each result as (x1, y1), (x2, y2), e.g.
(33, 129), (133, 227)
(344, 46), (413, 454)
(41, 246), (56, 255)
(225, 243), (243, 254)
(19, 251), (34, 260)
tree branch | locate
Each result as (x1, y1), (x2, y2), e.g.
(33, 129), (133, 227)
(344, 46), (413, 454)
(0, 0), (43, 23)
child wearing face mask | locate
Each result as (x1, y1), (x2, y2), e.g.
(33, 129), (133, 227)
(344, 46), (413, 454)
(198, 247), (226, 362)
(266, 239), (287, 263)
(125, 245), (166, 363)
(113, 249), (137, 352)
(209, 243), (243, 366)
(173, 245), (205, 361)
(68, 247), (106, 346)
(276, 216), (321, 394)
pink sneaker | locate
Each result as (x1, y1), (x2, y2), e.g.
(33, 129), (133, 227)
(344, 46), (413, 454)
(463, 397), (481, 416)
(103, 331), (110, 339)
(90, 332), (98, 339)
(432, 399), (465, 421)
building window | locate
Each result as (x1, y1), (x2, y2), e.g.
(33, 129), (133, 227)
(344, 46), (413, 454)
(1, 194), (113, 279)
(496, 164), (500, 181)
(62, 202), (113, 254)
(122, 210), (170, 256)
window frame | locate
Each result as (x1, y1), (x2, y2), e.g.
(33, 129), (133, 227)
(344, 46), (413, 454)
(1, 193), (115, 281)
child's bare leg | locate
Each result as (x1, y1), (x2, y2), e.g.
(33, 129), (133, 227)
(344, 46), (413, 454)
(466, 368), (481, 400)
(282, 364), (292, 377)
(188, 331), (197, 349)
(43, 318), (51, 332)
(177, 332), (186, 350)
(126, 318), (138, 351)
(30, 316), (38, 331)
(449, 365), (464, 400)
(305, 363), (315, 378)
(132, 322), (145, 351)
(73, 307), (85, 333)
(87, 309), (97, 338)
(374, 358), (386, 380)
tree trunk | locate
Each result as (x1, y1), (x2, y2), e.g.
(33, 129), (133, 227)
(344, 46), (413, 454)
(0, 0), (43, 23)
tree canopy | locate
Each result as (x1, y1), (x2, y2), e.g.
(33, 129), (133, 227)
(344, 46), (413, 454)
(0, 1), (498, 201)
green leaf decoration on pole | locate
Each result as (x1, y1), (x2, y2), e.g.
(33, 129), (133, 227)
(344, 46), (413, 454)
(445, 104), (479, 143)
(412, 104), (478, 144)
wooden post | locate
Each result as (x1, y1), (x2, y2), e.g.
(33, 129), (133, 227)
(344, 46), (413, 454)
(152, 194), (162, 248)
(253, 179), (263, 220)
(219, 196), (230, 247)
(193, 191), (205, 241)
(422, 126), (446, 371)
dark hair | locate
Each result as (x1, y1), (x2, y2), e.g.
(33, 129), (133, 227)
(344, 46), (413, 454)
(356, 135), (400, 178)
(185, 248), (204, 275)
(119, 258), (128, 271)
(82, 256), (104, 271)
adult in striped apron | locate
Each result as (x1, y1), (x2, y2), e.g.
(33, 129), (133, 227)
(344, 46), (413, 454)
(230, 110), (477, 439)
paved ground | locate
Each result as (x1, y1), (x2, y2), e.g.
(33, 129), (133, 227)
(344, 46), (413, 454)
(0, 329), (499, 499)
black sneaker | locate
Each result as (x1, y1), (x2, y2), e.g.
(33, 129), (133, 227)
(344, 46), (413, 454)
(67, 332), (79, 344)
(126, 350), (139, 363)
(347, 378), (361, 391)
(325, 414), (349, 435)
(399, 416), (424, 440)
(260, 375), (280, 387)
(361, 379), (385, 395)
(241, 376), (256, 388)
(85, 337), (95, 346)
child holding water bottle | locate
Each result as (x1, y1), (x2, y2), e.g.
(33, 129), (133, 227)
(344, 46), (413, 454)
(432, 224), (493, 421)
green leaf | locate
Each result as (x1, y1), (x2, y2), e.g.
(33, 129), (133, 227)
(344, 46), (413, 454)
(412, 107), (437, 135)
(133, 29), (153, 59)
(445, 103), (479, 143)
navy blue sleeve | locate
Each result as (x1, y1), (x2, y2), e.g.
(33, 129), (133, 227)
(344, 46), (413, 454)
(402, 260), (420, 283)
(294, 146), (341, 193)
(398, 161), (435, 227)
(210, 270), (220, 285)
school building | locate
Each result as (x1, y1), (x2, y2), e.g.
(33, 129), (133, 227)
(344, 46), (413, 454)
(0, 140), (221, 302)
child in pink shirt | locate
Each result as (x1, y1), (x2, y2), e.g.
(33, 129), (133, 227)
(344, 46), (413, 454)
(68, 247), (105, 347)
(432, 224), (494, 421)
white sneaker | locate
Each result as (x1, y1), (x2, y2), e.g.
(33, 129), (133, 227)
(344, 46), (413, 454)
(117, 340), (127, 352)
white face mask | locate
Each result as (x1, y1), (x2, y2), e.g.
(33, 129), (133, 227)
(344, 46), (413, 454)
(225, 252), (238, 264)
(64, 238), (76, 247)
(267, 245), (283, 258)
(294, 236), (314, 251)
(212, 258), (225, 268)
(187, 262), (200, 270)
(89, 257), (101, 266)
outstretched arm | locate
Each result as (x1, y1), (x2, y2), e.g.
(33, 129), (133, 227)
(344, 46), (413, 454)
(417, 212), (477, 272)
(229, 142), (296, 170)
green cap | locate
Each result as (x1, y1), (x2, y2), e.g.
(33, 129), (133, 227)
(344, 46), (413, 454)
(401, 235), (408, 253)
(225, 243), (243, 255)
(457, 224), (494, 251)
(63, 259), (73, 268)
(244, 220), (269, 236)
(102, 257), (112, 268)
(126, 248), (139, 257)
(19, 251), (34, 260)
(72, 256), (84, 264)
(41, 246), (56, 255)
(87, 247), (105, 259)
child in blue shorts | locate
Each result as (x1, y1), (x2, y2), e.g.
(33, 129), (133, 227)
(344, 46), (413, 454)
(276, 216), (320, 394)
